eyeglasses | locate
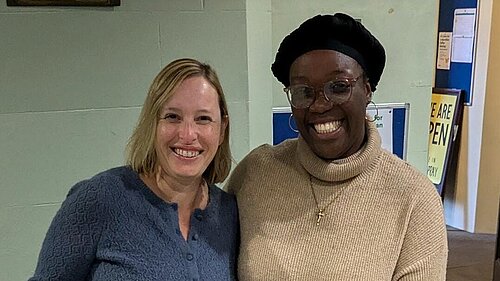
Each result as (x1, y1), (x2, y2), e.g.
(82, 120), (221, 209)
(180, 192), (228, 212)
(283, 75), (362, 109)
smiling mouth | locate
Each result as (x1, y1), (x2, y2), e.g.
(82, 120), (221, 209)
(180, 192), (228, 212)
(313, 120), (342, 134)
(173, 148), (200, 158)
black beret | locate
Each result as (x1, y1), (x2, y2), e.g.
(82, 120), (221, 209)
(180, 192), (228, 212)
(271, 13), (386, 92)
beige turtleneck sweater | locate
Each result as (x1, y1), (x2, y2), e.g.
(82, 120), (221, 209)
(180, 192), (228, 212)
(226, 122), (447, 281)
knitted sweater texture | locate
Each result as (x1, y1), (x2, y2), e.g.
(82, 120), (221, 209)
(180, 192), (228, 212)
(227, 122), (447, 281)
(29, 166), (239, 281)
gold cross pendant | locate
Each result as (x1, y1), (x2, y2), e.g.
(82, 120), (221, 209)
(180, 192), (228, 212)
(316, 209), (326, 225)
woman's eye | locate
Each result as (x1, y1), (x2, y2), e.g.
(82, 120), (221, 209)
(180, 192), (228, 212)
(162, 113), (180, 122)
(329, 81), (350, 93)
(196, 116), (213, 124)
(301, 87), (315, 98)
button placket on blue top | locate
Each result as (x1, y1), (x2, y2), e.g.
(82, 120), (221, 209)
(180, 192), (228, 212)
(183, 244), (199, 280)
(182, 208), (205, 280)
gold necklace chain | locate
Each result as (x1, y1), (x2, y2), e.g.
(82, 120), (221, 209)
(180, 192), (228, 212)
(309, 174), (347, 226)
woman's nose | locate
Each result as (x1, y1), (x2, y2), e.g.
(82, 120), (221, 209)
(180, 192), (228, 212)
(309, 90), (333, 113)
(178, 121), (197, 142)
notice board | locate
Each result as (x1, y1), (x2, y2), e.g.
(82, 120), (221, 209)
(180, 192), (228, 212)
(435, 0), (478, 105)
(272, 103), (409, 160)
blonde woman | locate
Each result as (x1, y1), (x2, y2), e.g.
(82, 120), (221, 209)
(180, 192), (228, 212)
(30, 58), (238, 281)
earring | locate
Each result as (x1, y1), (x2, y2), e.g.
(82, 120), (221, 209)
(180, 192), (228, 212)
(366, 100), (379, 122)
(289, 114), (299, 133)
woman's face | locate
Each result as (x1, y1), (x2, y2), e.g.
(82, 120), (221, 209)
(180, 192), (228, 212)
(289, 49), (371, 160)
(155, 76), (226, 182)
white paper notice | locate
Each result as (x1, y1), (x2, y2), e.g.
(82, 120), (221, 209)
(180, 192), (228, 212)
(451, 8), (476, 63)
(437, 32), (452, 70)
(367, 107), (393, 153)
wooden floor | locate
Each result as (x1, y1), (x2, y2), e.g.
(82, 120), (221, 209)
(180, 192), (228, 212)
(447, 227), (496, 281)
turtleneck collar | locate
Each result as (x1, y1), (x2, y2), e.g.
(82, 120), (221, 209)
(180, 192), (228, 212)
(297, 121), (382, 182)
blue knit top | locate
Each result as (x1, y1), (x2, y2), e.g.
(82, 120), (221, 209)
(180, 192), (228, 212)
(29, 166), (239, 281)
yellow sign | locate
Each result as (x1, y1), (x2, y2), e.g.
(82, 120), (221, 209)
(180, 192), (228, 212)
(427, 93), (458, 184)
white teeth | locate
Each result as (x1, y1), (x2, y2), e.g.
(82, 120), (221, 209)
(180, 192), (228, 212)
(314, 121), (341, 134)
(174, 148), (200, 158)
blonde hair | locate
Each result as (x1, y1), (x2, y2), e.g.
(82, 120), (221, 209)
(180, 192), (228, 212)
(126, 58), (231, 184)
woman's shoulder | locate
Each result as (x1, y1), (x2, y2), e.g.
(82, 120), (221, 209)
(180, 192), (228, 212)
(241, 139), (298, 165)
(225, 140), (297, 195)
(87, 166), (136, 184)
(207, 185), (238, 222)
(375, 151), (438, 196)
(376, 151), (423, 176)
(209, 184), (236, 206)
(66, 166), (138, 204)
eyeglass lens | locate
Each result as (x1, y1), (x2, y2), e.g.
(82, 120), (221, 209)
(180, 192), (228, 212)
(288, 80), (353, 108)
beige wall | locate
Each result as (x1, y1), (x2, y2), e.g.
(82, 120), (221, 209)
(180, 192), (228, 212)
(445, 0), (500, 234)
(476, 0), (500, 233)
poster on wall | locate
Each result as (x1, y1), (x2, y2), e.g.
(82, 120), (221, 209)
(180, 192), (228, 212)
(427, 88), (464, 195)
(437, 32), (452, 70)
(451, 8), (476, 63)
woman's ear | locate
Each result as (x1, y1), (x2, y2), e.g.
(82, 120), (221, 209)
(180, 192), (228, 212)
(364, 81), (373, 105)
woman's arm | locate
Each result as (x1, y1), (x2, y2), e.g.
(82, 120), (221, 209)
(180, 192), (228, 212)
(29, 180), (106, 281)
(392, 183), (448, 281)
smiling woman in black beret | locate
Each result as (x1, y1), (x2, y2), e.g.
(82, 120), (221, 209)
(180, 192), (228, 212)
(227, 13), (448, 280)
